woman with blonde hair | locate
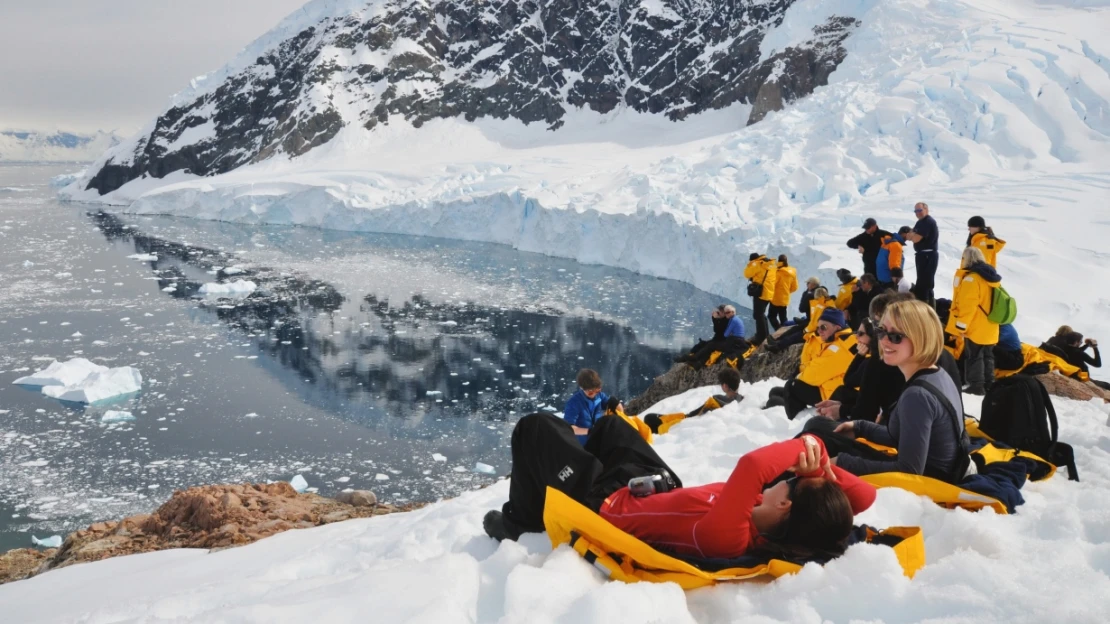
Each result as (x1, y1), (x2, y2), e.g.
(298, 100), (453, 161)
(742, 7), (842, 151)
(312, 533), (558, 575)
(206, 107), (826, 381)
(946, 246), (1002, 395)
(809, 300), (971, 483)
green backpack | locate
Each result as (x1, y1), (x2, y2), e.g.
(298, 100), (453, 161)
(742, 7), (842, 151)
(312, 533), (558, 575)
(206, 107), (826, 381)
(986, 285), (1017, 324)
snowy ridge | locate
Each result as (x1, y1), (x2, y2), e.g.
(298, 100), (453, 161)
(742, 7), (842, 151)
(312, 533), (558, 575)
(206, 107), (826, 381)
(3, 381), (1110, 622)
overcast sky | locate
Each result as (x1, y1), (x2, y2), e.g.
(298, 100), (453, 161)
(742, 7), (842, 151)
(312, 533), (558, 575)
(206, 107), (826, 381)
(0, 0), (309, 135)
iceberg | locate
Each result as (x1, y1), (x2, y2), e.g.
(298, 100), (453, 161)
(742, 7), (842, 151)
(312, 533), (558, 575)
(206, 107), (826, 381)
(13, 358), (106, 387)
(31, 535), (63, 548)
(473, 462), (496, 475)
(41, 366), (142, 404)
(101, 410), (136, 423)
(127, 253), (158, 261)
(198, 280), (257, 297)
(289, 474), (309, 493)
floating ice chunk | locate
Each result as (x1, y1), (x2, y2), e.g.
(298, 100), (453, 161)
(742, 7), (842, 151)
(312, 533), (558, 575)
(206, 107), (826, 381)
(439, 320), (458, 326)
(432, 453), (447, 462)
(426, 390), (442, 396)
(222, 265), (246, 275)
(198, 280), (257, 297)
(474, 462), (496, 475)
(375, 473), (390, 481)
(521, 374), (536, 379)
(101, 410), (135, 423)
(162, 286), (176, 292)
(289, 474), (309, 493)
(452, 466), (468, 473)
(20, 459), (50, 467)
(13, 358), (105, 387)
(336, 476), (350, 483)
(127, 253), (158, 261)
(22, 260), (34, 268)
(42, 366), (142, 403)
(54, 272), (72, 278)
(31, 535), (62, 548)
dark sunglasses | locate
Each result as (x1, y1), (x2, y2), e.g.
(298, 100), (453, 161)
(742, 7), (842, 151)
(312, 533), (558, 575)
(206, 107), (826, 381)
(856, 318), (873, 336)
(913, 208), (924, 214)
(786, 476), (800, 500)
(876, 327), (908, 345)
(816, 323), (833, 333)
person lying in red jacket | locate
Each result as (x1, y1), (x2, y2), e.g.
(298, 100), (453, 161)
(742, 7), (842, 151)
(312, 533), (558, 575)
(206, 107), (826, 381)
(484, 414), (876, 560)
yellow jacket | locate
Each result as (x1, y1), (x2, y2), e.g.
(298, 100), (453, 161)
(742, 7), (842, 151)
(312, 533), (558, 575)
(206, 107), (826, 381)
(836, 278), (858, 311)
(805, 296), (837, 333)
(744, 256), (778, 302)
(996, 344), (1084, 380)
(797, 328), (858, 400)
(970, 232), (1006, 268)
(771, 264), (798, 307)
(946, 267), (1000, 346)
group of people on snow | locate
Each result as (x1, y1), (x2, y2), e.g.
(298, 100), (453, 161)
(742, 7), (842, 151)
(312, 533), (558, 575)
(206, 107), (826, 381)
(480, 201), (1100, 569)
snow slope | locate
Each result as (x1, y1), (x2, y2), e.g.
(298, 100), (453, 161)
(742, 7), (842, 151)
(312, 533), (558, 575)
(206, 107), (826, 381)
(61, 0), (1110, 366)
(3, 381), (1110, 623)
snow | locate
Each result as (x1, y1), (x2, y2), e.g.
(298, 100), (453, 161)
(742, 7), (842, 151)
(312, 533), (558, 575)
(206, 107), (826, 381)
(197, 279), (257, 296)
(126, 253), (158, 261)
(3, 380), (1110, 622)
(0, 130), (121, 163)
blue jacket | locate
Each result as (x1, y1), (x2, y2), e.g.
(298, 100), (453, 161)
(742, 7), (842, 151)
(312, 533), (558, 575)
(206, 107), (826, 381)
(723, 316), (745, 338)
(563, 389), (609, 444)
(998, 324), (1021, 352)
(875, 233), (906, 283)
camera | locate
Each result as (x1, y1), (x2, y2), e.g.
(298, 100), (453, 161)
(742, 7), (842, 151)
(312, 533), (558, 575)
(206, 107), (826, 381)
(628, 471), (676, 497)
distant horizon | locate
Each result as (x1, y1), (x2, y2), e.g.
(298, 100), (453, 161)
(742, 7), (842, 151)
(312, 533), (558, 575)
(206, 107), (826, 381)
(0, 0), (308, 135)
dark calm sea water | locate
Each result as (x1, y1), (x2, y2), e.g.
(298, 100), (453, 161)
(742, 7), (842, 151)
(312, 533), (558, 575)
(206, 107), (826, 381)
(0, 163), (750, 553)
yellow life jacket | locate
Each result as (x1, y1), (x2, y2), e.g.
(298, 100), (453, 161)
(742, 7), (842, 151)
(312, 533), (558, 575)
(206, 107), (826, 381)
(946, 268), (1000, 346)
(970, 232), (1006, 267)
(772, 264), (798, 307)
(604, 406), (653, 445)
(836, 278), (858, 311)
(797, 328), (857, 400)
(995, 343), (1082, 380)
(644, 394), (737, 435)
(542, 488), (925, 589)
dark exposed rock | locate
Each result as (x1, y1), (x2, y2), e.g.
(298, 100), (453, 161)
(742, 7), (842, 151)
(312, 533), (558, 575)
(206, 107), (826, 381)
(87, 1), (859, 195)
(625, 343), (802, 414)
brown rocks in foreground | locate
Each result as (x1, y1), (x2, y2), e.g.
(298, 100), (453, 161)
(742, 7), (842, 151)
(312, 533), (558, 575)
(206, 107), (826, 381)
(1036, 372), (1110, 402)
(0, 483), (418, 585)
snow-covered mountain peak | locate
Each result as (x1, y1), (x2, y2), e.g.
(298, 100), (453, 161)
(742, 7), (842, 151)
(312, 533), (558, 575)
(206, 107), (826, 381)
(81, 0), (859, 195)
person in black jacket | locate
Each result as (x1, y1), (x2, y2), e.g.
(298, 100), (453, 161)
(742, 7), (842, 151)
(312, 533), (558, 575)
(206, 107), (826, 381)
(798, 277), (819, 323)
(847, 273), (881, 330)
(1042, 329), (1107, 389)
(846, 218), (890, 277)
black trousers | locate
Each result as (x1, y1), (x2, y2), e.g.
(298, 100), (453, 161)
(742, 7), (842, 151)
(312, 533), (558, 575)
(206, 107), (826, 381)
(784, 378), (823, 420)
(964, 339), (996, 389)
(501, 413), (682, 531)
(799, 417), (896, 461)
(912, 252), (937, 305)
(768, 304), (788, 330)
(752, 298), (770, 344)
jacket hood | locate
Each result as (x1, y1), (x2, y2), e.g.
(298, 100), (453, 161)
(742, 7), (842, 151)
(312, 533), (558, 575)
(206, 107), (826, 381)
(966, 262), (1001, 283)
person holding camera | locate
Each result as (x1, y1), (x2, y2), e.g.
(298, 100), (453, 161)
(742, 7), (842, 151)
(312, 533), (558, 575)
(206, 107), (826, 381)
(483, 413), (876, 562)
(966, 216), (1006, 268)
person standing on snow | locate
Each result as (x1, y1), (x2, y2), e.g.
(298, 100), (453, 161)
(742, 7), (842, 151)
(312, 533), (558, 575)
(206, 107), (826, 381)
(966, 216), (1006, 268)
(946, 247), (1001, 395)
(769, 254), (798, 330)
(846, 218), (890, 277)
(744, 253), (778, 345)
(903, 202), (939, 307)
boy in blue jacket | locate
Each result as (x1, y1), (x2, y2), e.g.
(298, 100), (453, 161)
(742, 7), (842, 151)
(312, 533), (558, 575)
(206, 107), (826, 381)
(563, 369), (609, 444)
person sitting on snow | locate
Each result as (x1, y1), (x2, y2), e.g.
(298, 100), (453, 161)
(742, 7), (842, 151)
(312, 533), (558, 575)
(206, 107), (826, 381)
(764, 308), (857, 420)
(563, 369), (609, 444)
(642, 368), (744, 434)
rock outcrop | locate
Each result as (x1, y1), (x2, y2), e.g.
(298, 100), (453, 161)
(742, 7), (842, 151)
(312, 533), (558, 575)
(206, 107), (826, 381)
(1035, 372), (1110, 403)
(0, 483), (415, 585)
(626, 344), (802, 414)
(86, 0), (859, 195)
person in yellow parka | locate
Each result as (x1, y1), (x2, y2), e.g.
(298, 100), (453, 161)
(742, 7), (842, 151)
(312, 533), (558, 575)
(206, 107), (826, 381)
(967, 216), (1006, 268)
(744, 252), (778, 346)
(805, 287), (836, 333)
(835, 268), (858, 312)
(765, 308), (857, 419)
(946, 247), (1002, 395)
(769, 254), (798, 331)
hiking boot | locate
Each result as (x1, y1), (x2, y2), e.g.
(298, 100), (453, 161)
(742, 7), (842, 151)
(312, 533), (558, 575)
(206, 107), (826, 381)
(763, 395), (785, 410)
(483, 510), (524, 542)
(965, 384), (986, 396)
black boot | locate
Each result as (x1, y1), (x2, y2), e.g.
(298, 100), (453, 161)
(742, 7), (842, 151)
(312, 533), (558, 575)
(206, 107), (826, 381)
(483, 509), (525, 542)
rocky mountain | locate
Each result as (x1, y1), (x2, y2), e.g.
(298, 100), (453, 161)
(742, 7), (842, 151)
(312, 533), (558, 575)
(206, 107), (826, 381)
(86, 0), (858, 195)
(0, 130), (121, 163)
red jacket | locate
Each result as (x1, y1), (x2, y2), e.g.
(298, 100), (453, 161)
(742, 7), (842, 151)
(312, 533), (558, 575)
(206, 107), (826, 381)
(599, 438), (876, 559)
